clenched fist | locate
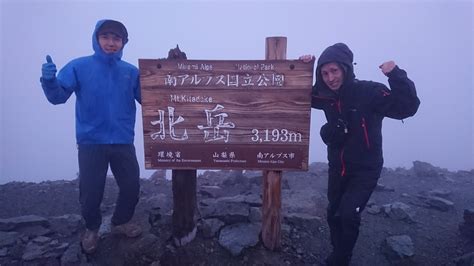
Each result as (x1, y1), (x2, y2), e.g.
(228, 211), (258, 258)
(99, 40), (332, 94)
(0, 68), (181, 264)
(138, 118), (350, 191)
(379, 61), (396, 75)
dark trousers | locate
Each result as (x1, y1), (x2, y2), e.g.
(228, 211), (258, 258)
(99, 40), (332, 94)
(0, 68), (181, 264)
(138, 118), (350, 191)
(326, 166), (380, 265)
(78, 144), (140, 230)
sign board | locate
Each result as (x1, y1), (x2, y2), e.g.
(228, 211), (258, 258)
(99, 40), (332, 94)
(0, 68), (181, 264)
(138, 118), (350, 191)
(139, 59), (314, 170)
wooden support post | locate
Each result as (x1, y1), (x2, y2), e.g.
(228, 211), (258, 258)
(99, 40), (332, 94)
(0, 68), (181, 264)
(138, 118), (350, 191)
(167, 46), (197, 246)
(265, 37), (287, 61)
(261, 37), (286, 250)
(172, 169), (197, 246)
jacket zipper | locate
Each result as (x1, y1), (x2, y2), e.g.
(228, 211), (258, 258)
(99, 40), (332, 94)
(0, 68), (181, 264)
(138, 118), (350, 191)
(361, 117), (370, 149)
(340, 149), (346, 176)
(336, 100), (342, 113)
(337, 99), (346, 176)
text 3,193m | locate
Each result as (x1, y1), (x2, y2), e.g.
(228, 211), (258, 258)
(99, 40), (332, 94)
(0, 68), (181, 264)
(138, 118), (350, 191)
(251, 129), (302, 143)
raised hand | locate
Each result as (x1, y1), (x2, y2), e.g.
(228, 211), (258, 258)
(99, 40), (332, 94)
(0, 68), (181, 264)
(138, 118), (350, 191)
(379, 61), (396, 75)
(42, 55), (57, 80)
(299, 54), (315, 63)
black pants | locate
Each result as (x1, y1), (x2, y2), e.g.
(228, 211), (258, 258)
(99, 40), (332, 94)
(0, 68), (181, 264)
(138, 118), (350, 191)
(78, 144), (140, 230)
(326, 166), (380, 264)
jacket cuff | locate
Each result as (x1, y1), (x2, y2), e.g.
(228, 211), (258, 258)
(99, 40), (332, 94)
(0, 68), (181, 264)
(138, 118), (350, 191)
(386, 66), (406, 79)
(40, 77), (59, 90)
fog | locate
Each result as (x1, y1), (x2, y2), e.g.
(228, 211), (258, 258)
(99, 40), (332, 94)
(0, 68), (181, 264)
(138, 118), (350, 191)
(1, 0), (472, 184)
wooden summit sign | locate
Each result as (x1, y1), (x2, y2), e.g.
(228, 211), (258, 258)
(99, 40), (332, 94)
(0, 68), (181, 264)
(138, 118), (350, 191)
(139, 59), (314, 170)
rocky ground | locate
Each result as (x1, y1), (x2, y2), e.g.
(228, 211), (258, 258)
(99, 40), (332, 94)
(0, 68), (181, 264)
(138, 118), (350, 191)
(0, 161), (473, 266)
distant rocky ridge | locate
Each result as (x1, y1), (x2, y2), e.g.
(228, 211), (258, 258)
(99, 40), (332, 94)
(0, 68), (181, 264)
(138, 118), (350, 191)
(0, 161), (473, 265)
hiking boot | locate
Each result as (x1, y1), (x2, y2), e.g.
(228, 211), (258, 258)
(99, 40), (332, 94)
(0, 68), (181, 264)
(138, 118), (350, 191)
(112, 222), (142, 238)
(81, 229), (99, 254)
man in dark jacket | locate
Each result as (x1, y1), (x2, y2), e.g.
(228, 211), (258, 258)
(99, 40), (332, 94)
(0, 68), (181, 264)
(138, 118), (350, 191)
(301, 43), (420, 265)
(40, 19), (142, 254)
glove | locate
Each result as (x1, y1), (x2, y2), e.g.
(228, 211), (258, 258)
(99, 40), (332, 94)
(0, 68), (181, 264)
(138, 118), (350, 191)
(320, 119), (348, 146)
(41, 55), (57, 80)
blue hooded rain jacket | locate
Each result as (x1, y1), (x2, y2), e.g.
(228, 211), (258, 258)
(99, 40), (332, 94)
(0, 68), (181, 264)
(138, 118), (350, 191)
(41, 19), (141, 144)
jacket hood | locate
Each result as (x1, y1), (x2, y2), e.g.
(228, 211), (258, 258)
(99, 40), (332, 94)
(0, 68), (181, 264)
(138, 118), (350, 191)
(315, 43), (356, 94)
(92, 19), (128, 61)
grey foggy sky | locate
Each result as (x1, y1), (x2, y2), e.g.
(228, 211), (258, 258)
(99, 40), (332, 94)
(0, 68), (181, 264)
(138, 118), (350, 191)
(0, 0), (473, 184)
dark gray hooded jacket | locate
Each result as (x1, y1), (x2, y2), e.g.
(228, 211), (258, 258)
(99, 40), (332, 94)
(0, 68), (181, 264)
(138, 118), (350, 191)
(311, 43), (420, 174)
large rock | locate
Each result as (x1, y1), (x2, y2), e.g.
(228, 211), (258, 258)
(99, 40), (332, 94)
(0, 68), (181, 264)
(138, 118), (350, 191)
(0, 231), (19, 247)
(145, 193), (172, 215)
(382, 235), (415, 262)
(218, 223), (260, 256)
(418, 195), (454, 212)
(0, 215), (49, 231)
(199, 185), (224, 198)
(200, 199), (249, 224)
(366, 204), (382, 215)
(200, 218), (225, 238)
(22, 236), (69, 261)
(221, 171), (250, 188)
(412, 161), (441, 177)
(426, 189), (452, 199)
(382, 202), (416, 223)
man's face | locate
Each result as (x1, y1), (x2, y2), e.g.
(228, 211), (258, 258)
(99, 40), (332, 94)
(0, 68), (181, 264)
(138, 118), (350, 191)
(321, 62), (344, 91)
(98, 33), (123, 54)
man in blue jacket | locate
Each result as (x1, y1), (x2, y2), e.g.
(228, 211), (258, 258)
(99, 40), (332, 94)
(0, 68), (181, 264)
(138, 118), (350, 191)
(301, 43), (420, 265)
(40, 19), (142, 254)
